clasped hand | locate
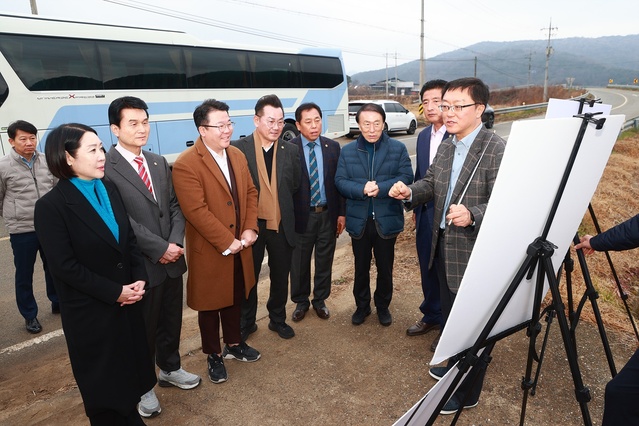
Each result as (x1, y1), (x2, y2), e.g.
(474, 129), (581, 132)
(118, 280), (146, 306)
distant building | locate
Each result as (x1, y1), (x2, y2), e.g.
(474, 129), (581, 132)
(367, 78), (416, 95)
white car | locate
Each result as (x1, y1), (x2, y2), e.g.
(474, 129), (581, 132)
(348, 100), (417, 137)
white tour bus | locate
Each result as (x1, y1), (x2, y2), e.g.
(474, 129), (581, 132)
(0, 13), (349, 162)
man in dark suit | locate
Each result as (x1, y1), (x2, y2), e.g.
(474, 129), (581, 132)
(232, 94), (301, 340)
(406, 80), (449, 353)
(389, 77), (506, 415)
(289, 103), (345, 322)
(105, 96), (200, 419)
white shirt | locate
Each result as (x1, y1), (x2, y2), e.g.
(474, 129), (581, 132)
(115, 144), (156, 201)
(204, 145), (232, 190)
(429, 124), (447, 165)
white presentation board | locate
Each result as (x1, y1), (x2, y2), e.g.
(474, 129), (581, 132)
(545, 98), (612, 119)
(397, 114), (625, 425)
(432, 114), (624, 364)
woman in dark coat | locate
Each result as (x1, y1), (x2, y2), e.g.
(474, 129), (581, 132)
(34, 123), (156, 425)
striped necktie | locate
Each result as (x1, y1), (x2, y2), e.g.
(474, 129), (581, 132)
(308, 142), (321, 206)
(134, 156), (153, 195)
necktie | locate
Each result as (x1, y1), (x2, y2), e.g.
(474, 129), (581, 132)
(133, 156), (153, 195)
(307, 142), (321, 206)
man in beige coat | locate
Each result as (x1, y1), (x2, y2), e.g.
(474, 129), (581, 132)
(172, 99), (260, 384)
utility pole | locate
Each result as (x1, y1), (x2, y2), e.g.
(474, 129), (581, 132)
(542, 19), (558, 102)
(30, 0), (38, 14)
(419, 0), (425, 88)
(474, 56), (477, 78)
(385, 53), (389, 97)
(394, 52), (398, 97)
(527, 51), (533, 86)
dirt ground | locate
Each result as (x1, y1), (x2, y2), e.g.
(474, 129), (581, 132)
(0, 216), (635, 426)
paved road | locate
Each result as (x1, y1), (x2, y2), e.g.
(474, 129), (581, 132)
(1, 86), (636, 385)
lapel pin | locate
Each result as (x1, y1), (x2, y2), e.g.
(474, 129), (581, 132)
(153, 162), (157, 166)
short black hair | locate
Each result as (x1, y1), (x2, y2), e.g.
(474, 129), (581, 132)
(443, 77), (490, 106)
(193, 99), (230, 128)
(45, 123), (97, 180)
(295, 102), (322, 122)
(7, 120), (37, 139)
(355, 102), (385, 124)
(255, 94), (284, 116)
(108, 96), (149, 126)
(419, 79), (448, 100)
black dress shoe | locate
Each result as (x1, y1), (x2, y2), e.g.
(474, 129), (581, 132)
(268, 320), (295, 339)
(240, 323), (258, 342)
(292, 306), (309, 322)
(351, 306), (371, 325)
(377, 307), (392, 326)
(26, 318), (42, 334)
(313, 305), (330, 320)
(430, 331), (442, 352)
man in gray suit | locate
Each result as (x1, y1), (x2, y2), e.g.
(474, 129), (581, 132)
(232, 94), (300, 340)
(105, 97), (200, 419)
(389, 78), (506, 416)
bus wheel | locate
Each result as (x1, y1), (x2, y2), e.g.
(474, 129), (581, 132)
(281, 123), (299, 142)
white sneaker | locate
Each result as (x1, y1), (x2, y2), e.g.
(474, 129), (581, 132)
(158, 368), (201, 390)
(138, 389), (161, 418)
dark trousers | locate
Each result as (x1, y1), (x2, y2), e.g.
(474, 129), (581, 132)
(351, 218), (397, 310)
(416, 209), (442, 326)
(602, 348), (639, 425)
(9, 232), (58, 320)
(435, 230), (493, 405)
(141, 275), (184, 372)
(199, 256), (244, 354)
(241, 221), (293, 327)
(88, 407), (146, 426)
(290, 209), (336, 309)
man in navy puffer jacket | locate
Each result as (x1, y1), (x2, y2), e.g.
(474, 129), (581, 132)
(335, 103), (413, 326)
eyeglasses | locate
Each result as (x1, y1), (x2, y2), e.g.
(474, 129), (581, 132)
(438, 103), (478, 113)
(202, 122), (235, 132)
(260, 117), (285, 129)
(361, 121), (383, 130)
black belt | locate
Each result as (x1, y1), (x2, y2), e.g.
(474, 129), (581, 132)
(310, 205), (328, 213)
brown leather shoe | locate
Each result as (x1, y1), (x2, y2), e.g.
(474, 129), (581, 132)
(406, 321), (439, 336)
(292, 306), (308, 322)
(314, 305), (330, 320)
(430, 331), (442, 352)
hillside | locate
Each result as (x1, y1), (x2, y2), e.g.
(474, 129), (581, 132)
(351, 34), (639, 88)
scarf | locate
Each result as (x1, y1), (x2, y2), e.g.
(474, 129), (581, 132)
(70, 177), (120, 242)
(252, 132), (281, 232)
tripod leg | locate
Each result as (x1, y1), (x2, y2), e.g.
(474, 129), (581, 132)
(542, 255), (593, 426)
(588, 204), (639, 342)
(572, 234), (618, 377)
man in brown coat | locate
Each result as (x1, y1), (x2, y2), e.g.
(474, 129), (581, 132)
(172, 99), (261, 384)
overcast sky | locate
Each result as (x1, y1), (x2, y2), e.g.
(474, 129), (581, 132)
(1, 0), (636, 75)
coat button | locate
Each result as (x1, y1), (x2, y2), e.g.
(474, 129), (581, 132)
(116, 263), (124, 269)
(230, 224), (234, 228)
(227, 201), (232, 206)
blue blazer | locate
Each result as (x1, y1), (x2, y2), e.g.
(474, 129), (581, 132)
(414, 125), (450, 234)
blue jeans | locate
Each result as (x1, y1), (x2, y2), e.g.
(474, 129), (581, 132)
(9, 232), (58, 320)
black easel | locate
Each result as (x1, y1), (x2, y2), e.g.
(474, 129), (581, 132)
(573, 96), (639, 341)
(419, 112), (608, 426)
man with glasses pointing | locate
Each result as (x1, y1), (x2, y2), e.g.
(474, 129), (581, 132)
(232, 94), (301, 340)
(389, 77), (506, 415)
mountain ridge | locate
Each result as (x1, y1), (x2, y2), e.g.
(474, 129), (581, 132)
(350, 34), (639, 88)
